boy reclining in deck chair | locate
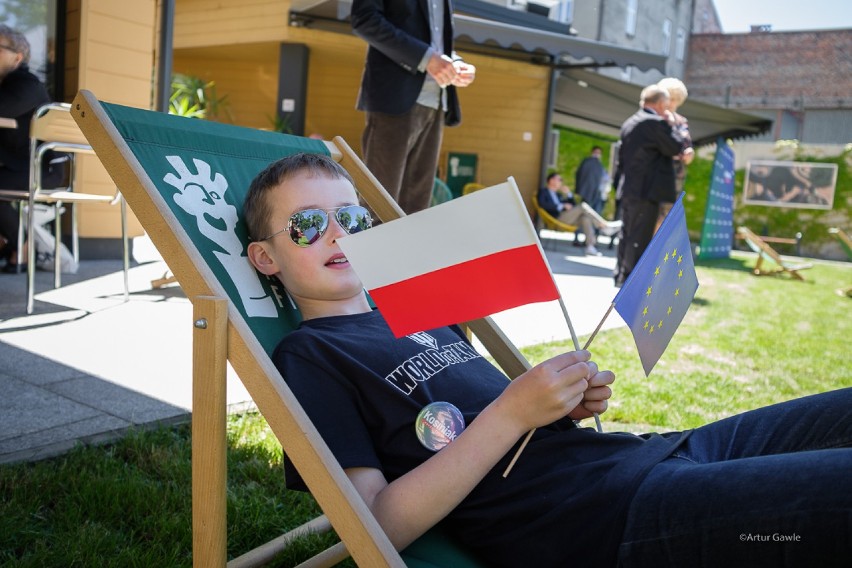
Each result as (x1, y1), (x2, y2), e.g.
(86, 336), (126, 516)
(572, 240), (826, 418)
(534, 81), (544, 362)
(244, 153), (852, 568)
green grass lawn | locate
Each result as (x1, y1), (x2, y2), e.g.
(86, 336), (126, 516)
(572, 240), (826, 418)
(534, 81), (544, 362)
(1, 253), (850, 567)
(530, 252), (852, 431)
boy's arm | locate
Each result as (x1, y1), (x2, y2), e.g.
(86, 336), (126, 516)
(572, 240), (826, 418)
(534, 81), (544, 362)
(346, 352), (611, 550)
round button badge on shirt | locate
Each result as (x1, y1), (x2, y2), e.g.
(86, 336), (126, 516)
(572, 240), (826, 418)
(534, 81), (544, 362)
(415, 401), (465, 452)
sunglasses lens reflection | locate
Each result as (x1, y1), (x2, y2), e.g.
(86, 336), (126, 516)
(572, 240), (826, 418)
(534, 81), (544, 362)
(336, 206), (372, 234)
(287, 206), (372, 247)
(289, 210), (329, 247)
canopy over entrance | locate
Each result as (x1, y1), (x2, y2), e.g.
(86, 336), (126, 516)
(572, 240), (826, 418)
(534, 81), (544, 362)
(554, 69), (773, 146)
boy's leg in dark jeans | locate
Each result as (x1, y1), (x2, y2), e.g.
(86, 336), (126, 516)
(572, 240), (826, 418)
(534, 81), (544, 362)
(619, 388), (852, 567)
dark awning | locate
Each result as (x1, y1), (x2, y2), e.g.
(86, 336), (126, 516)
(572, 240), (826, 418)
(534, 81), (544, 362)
(453, 15), (666, 72)
(289, 1), (667, 72)
(554, 69), (773, 146)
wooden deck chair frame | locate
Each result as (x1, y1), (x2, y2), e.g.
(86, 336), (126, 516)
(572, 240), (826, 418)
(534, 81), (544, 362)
(828, 227), (852, 297)
(72, 90), (531, 567)
(736, 226), (813, 281)
(0, 102), (129, 314)
(829, 227), (852, 260)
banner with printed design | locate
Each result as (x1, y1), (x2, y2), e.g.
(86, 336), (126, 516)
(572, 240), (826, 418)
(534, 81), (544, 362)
(698, 138), (735, 259)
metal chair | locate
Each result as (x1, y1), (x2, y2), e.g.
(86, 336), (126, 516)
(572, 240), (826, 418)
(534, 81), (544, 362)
(0, 102), (129, 313)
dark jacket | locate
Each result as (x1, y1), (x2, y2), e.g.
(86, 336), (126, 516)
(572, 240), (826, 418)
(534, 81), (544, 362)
(575, 156), (605, 208)
(0, 64), (51, 183)
(537, 186), (576, 219)
(617, 108), (684, 203)
(351, 0), (461, 126)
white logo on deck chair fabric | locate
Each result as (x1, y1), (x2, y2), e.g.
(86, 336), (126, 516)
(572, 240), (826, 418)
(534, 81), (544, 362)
(163, 156), (278, 318)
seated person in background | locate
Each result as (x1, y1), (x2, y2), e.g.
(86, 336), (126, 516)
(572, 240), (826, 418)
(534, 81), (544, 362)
(243, 152), (852, 568)
(537, 172), (620, 256)
(0, 25), (51, 273)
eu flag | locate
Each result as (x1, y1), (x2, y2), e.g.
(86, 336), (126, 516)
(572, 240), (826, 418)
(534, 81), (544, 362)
(614, 194), (699, 375)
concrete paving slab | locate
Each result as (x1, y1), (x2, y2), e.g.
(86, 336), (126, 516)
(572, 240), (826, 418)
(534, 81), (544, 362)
(0, 375), (103, 440)
(0, 341), (91, 385)
(47, 375), (188, 424)
(0, 414), (133, 465)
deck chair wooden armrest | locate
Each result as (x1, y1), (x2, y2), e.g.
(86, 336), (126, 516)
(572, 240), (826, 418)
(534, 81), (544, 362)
(829, 227), (852, 260)
(736, 226), (812, 281)
(72, 90), (524, 567)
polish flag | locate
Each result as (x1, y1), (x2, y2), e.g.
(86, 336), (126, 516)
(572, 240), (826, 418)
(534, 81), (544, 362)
(338, 178), (561, 337)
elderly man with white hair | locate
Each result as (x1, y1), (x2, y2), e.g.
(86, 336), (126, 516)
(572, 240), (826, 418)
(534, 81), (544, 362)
(655, 77), (695, 231)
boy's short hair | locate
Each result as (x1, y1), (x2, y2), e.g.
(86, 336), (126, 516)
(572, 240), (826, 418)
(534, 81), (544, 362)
(244, 152), (356, 242)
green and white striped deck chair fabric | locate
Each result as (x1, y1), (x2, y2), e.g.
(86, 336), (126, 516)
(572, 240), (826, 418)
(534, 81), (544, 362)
(71, 89), (499, 567)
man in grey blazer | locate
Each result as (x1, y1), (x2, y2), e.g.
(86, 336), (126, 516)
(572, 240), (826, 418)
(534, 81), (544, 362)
(351, 0), (476, 216)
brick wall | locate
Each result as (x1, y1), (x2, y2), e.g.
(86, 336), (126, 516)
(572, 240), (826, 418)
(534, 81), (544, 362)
(685, 30), (852, 110)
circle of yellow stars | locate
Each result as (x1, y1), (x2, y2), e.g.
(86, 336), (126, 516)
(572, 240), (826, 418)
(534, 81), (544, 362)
(641, 247), (686, 335)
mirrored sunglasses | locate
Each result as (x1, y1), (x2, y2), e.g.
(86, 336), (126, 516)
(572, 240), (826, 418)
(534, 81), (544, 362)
(258, 205), (372, 246)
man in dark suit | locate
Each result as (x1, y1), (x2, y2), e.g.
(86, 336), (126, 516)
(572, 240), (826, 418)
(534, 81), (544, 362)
(613, 84), (685, 286)
(351, 0), (476, 216)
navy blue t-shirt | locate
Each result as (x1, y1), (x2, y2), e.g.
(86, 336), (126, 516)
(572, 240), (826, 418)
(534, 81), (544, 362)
(273, 310), (689, 568)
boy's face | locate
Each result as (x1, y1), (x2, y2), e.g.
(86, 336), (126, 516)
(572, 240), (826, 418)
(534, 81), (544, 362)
(247, 172), (369, 318)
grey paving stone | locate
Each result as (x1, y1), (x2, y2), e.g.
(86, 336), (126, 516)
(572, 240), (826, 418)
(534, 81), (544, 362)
(0, 342), (88, 385)
(0, 413), (130, 465)
(0, 375), (102, 441)
(0, 412), (191, 465)
(48, 375), (189, 424)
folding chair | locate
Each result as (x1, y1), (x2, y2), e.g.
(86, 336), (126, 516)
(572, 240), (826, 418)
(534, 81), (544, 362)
(532, 194), (578, 251)
(829, 227), (852, 260)
(736, 226), (813, 281)
(828, 227), (851, 297)
(72, 89), (530, 567)
(461, 182), (485, 195)
(0, 102), (129, 313)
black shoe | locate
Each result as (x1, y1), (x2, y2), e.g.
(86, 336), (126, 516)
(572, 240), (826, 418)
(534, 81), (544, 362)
(2, 262), (26, 274)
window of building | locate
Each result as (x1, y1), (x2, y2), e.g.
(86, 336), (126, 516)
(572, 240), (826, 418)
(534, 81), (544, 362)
(675, 27), (686, 61)
(662, 19), (672, 55)
(625, 0), (638, 37)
